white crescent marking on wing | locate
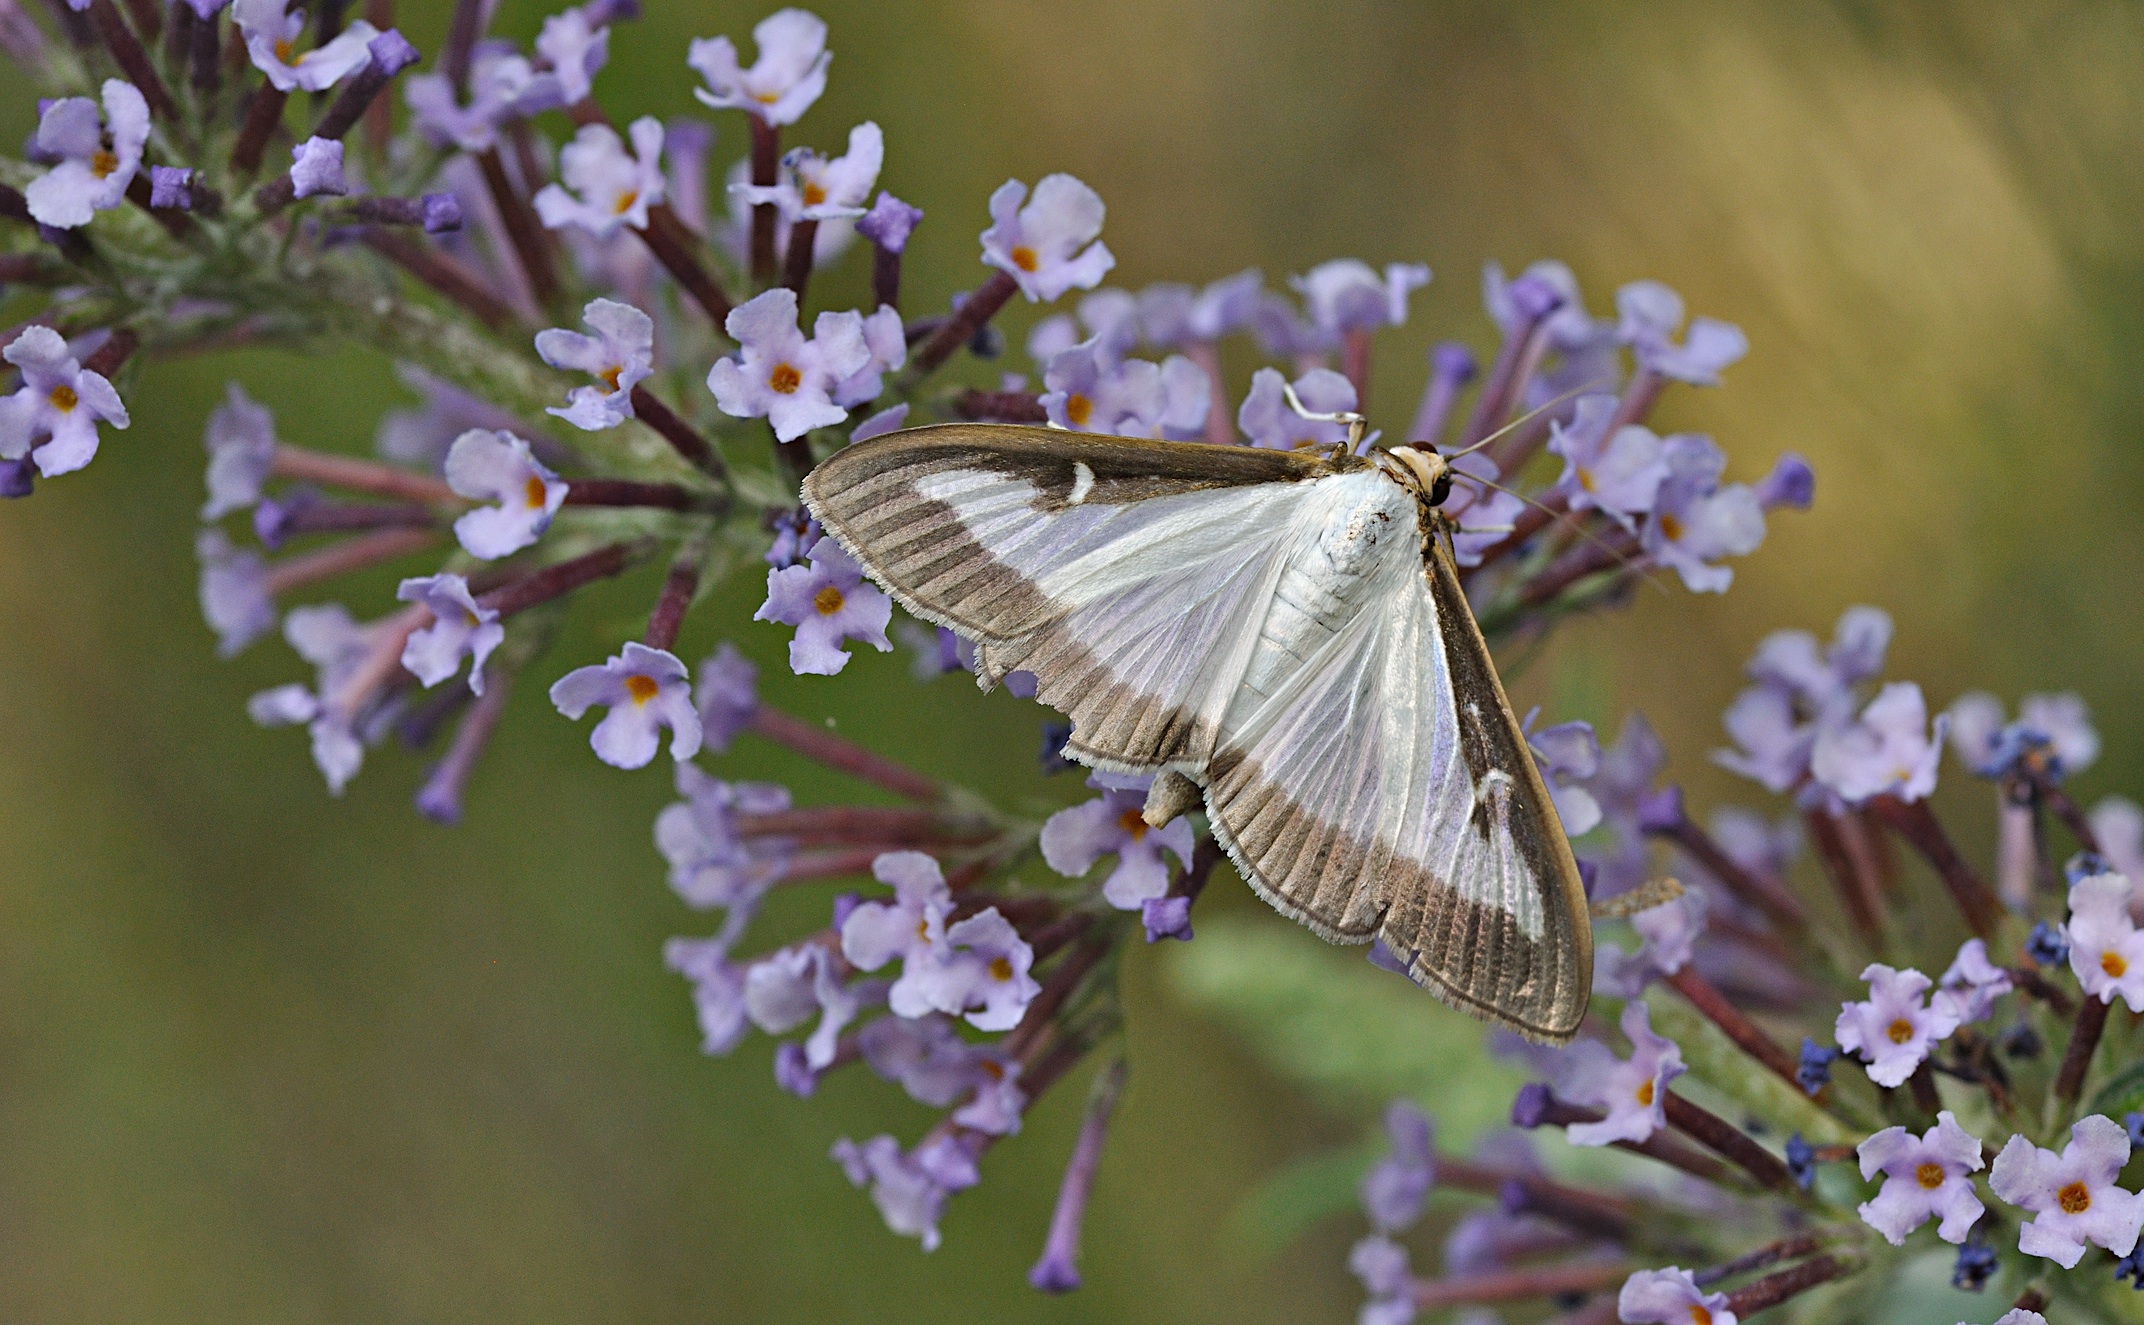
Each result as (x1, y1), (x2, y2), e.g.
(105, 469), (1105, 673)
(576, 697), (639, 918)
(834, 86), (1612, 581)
(1068, 462), (1095, 505)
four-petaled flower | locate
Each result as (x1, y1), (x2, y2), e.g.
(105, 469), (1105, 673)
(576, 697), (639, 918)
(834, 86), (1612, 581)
(743, 943), (868, 1073)
(1641, 433), (1765, 594)
(829, 1132), (977, 1252)
(535, 4), (612, 106)
(840, 852), (1039, 1031)
(689, 8), (831, 126)
(1291, 259), (1431, 336)
(201, 383), (277, 519)
(1359, 1100), (1435, 1234)
(0, 325), (130, 477)
(534, 118), (667, 237)
(548, 642), (704, 769)
(1547, 394), (1669, 529)
(1932, 937), (2013, 1024)
(664, 928), (752, 1055)
(404, 45), (561, 151)
(25, 79), (149, 229)
(1616, 280), (1749, 386)
(443, 429), (567, 559)
(734, 121), (883, 222)
(233, 0), (380, 92)
(708, 287), (871, 441)
(195, 528), (275, 658)
(1855, 1111), (1987, 1245)
(1617, 1267), (1737, 1325)
(1989, 1114), (2144, 1268)
(536, 298), (655, 430)
(653, 764), (794, 910)
(1235, 367), (1357, 451)
(1554, 1001), (1683, 1146)
(244, 603), (378, 794)
(394, 573), (503, 694)
(754, 536), (892, 675)
(1834, 963), (1959, 1088)
(1038, 338), (1207, 441)
(980, 174), (1116, 302)
(1039, 777), (1196, 910)
(1810, 681), (1946, 805)
(2066, 871), (2144, 1010)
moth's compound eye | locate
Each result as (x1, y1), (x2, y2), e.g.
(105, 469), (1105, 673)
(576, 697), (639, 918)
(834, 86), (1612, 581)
(1428, 470), (1453, 507)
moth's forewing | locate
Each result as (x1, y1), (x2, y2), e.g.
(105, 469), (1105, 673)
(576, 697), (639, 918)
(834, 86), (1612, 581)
(803, 426), (1592, 1044)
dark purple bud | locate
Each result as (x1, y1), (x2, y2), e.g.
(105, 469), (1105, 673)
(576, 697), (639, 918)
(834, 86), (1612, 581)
(421, 193), (463, 233)
(773, 1043), (818, 1097)
(1576, 857), (1598, 899)
(149, 165), (194, 210)
(856, 191), (923, 254)
(1495, 1176), (1531, 1216)
(1504, 274), (1565, 324)
(1430, 341), (1477, 385)
(1999, 1018), (2042, 1060)
(1951, 1240), (1996, 1292)
(183, 0), (232, 15)
(1141, 895), (1192, 944)
(2068, 851), (2110, 885)
(1039, 720), (1075, 774)
(1510, 1082), (1556, 1129)
(0, 457), (33, 498)
(2125, 1111), (2144, 1148)
(1365, 938), (1411, 976)
(253, 488), (319, 550)
(2113, 1247), (2143, 1289)
(367, 28), (420, 76)
(2027, 921), (2070, 967)
(1783, 1132), (1815, 1190)
(583, 0), (641, 23)
(1796, 1038), (1837, 1096)
(1635, 784), (1684, 834)
(1754, 452), (1815, 511)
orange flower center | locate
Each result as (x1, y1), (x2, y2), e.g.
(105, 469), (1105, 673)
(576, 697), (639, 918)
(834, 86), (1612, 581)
(979, 1060), (1005, 1081)
(2059, 1180), (2092, 1214)
(524, 475), (549, 508)
(623, 674), (660, 705)
(813, 584), (845, 616)
(90, 149), (118, 179)
(1658, 512), (1684, 541)
(47, 384), (77, 412)
(599, 365), (623, 391)
(2104, 950), (2128, 979)
(1915, 1162), (1946, 1189)
(612, 189), (640, 216)
(1886, 1018), (1915, 1044)
(1116, 808), (1149, 841)
(274, 38), (296, 62)
(1064, 393), (1093, 427)
(802, 181), (827, 207)
(989, 956), (1013, 982)
(1635, 1079), (1655, 1107)
(768, 363), (803, 394)
(1688, 1309), (1712, 1325)
(1010, 245), (1039, 273)
(753, 90), (781, 105)
(1578, 467), (1598, 494)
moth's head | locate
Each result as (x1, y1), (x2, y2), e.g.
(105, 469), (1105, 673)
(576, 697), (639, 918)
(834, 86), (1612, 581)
(1385, 445), (1453, 508)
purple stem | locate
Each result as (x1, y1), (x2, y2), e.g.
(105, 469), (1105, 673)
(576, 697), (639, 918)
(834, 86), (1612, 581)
(747, 116), (778, 285)
(415, 670), (512, 824)
(1028, 1057), (1126, 1294)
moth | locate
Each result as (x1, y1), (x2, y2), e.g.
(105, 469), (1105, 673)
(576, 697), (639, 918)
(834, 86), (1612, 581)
(801, 423), (1592, 1043)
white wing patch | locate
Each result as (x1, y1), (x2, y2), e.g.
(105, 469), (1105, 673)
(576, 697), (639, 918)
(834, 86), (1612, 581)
(1067, 462), (1094, 505)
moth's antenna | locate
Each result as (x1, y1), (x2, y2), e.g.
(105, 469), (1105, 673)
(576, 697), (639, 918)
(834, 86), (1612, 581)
(1281, 382), (1368, 455)
(1440, 377), (1617, 462)
(1460, 471), (1674, 597)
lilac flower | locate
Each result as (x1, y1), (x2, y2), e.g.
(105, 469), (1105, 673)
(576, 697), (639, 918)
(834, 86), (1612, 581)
(980, 174), (1116, 302)
(1947, 690), (2099, 779)
(288, 137), (346, 199)
(2067, 872), (2144, 1010)
(654, 764), (793, 910)
(1443, 453), (1525, 568)
(1291, 259), (1430, 336)
(1934, 938), (2013, 1024)
(859, 1012), (986, 1107)
(0, 325), (129, 477)
(753, 537), (891, 675)
(24, 80), (149, 228)
(245, 603), (375, 794)
(1184, 269), (1265, 343)
(533, 118), (667, 237)
(1249, 288), (1331, 360)
(392, 573), (503, 694)
(1235, 367), (1356, 451)
(148, 166), (195, 210)
(1595, 889), (1705, 997)
(1856, 1111), (1987, 1245)
(1617, 1268), (1736, 1325)
(744, 943), (866, 1070)
(831, 305), (907, 409)
(1554, 1002), (1682, 1146)
(1072, 289), (1141, 363)
(1037, 338), (1208, 440)
(693, 642), (759, 754)
(831, 1133), (969, 1252)
(1989, 1114), (2144, 1268)
(443, 429), (566, 559)
(1713, 685), (1812, 795)
(376, 364), (532, 471)
(548, 642), (704, 768)
(1641, 434), (1764, 593)
(1615, 281), (1749, 386)
(195, 528), (275, 657)
(856, 191), (922, 253)
(233, 0), (380, 92)
(716, 155), (859, 272)
(936, 909), (1040, 1032)
(764, 508), (820, 569)
(689, 8), (830, 126)
(535, 5), (611, 106)
(535, 298), (654, 430)
(1810, 682), (1946, 805)
(707, 287), (872, 442)
(2092, 798), (2144, 888)
(1797, 1039), (1839, 1095)
(841, 850), (955, 1014)
(201, 383), (277, 520)
(1751, 604), (1892, 706)
(1347, 1235), (1417, 1325)
(1482, 259), (1621, 406)
(404, 44), (559, 152)
(1527, 719), (1603, 836)
(1834, 963), (1959, 1088)
(664, 928), (752, 1054)
(1359, 1100), (1435, 1233)
(1546, 394), (1669, 528)
(849, 402), (909, 443)
(1990, 1313), (2047, 1325)
(1039, 778), (1196, 910)
(733, 121), (883, 222)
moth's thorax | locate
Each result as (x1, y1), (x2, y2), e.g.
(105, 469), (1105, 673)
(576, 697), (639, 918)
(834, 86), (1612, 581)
(1310, 470), (1414, 577)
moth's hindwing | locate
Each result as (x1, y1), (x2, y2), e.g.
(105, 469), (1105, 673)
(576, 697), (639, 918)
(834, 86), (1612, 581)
(803, 426), (1592, 1043)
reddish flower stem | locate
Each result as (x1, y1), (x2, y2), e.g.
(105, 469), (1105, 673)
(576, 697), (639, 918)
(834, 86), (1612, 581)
(731, 805), (993, 846)
(1719, 1254), (1857, 1317)
(1648, 804), (1808, 930)
(1661, 1090), (1794, 1191)
(1663, 965), (1804, 1090)
(747, 116), (779, 285)
(2052, 995), (2111, 1113)
(271, 444), (457, 504)
(362, 0), (395, 148)
(361, 231), (520, 331)
(775, 847), (888, 885)
(782, 217), (819, 300)
(562, 478), (708, 512)
(125, 175), (193, 238)
(440, 0), (485, 92)
(1804, 808), (1886, 942)
(627, 385), (728, 480)
(261, 526), (438, 596)
(642, 552), (701, 652)
(232, 84), (289, 178)
(1411, 1261), (1632, 1312)
(637, 205), (736, 326)
(84, 0), (178, 121)
(871, 240), (903, 312)
(955, 388), (1047, 423)
(912, 271), (1020, 374)
(80, 326), (138, 378)
(1002, 934), (1111, 1062)
(1483, 1171), (1635, 1243)
(1023, 911), (1096, 965)
(1517, 1089), (1737, 1187)
(475, 147), (561, 312)
(2036, 773), (2104, 856)
(745, 705), (942, 802)
(1692, 1232), (1829, 1288)
(1867, 794), (2002, 937)
(475, 540), (643, 618)
(1341, 327), (1372, 403)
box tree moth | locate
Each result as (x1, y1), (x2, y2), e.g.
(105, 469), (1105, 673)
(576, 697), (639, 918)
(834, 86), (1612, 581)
(802, 422), (1592, 1043)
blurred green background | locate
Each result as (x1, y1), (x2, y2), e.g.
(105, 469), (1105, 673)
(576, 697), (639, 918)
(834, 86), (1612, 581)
(2, 1), (2143, 1321)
